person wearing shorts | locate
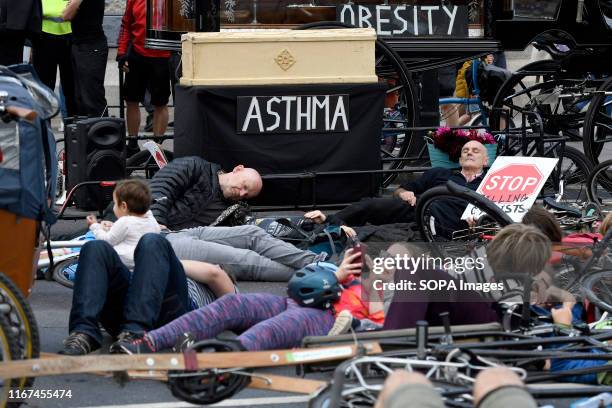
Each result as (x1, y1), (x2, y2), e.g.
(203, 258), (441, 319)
(117, 0), (170, 153)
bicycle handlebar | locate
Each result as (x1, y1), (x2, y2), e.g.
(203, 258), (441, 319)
(445, 180), (514, 225)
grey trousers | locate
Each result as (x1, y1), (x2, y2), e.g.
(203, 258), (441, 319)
(165, 225), (321, 282)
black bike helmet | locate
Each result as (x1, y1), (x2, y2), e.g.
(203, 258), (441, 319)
(287, 262), (342, 310)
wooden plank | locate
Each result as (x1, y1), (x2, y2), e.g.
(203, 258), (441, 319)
(121, 371), (324, 395)
(0, 343), (381, 380)
(249, 374), (325, 394)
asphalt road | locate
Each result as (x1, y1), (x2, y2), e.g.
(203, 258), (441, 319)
(26, 276), (322, 408)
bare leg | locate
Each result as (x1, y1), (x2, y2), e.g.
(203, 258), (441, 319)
(180, 260), (234, 298)
(126, 101), (141, 136)
(152, 105), (168, 136)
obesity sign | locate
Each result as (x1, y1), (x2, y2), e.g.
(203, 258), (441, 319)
(336, 4), (468, 37)
(462, 156), (559, 222)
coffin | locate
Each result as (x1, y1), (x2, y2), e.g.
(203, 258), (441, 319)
(180, 28), (378, 86)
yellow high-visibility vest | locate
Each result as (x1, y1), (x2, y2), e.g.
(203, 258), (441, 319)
(42, 0), (71, 35)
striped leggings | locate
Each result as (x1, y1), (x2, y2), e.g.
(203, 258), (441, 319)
(147, 293), (335, 351)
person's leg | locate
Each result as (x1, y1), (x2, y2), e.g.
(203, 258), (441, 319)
(180, 225), (320, 268)
(31, 33), (59, 93)
(72, 38), (108, 117)
(152, 105), (168, 135)
(69, 240), (131, 344)
(126, 101), (141, 136)
(148, 56), (170, 136)
(332, 198), (414, 226)
(237, 299), (335, 350)
(122, 234), (192, 333)
(167, 226), (321, 281)
(146, 293), (287, 350)
(0, 30), (25, 65)
(58, 34), (77, 118)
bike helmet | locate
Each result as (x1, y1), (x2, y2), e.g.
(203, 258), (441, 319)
(287, 262), (342, 310)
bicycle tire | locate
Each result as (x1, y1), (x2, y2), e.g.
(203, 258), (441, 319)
(582, 270), (612, 313)
(0, 312), (20, 408)
(489, 60), (561, 131)
(0, 272), (39, 391)
(125, 149), (174, 177)
(583, 76), (612, 164)
(52, 258), (77, 289)
(415, 182), (513, 243)
(587, 159), (612, 207)
(296, 22), (419, 186)
(546, 146), (592, 203)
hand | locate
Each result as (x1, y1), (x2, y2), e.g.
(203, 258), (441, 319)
(61, 0), (82, 21)
(118, 58), (129, 73)
(336, 248), (363, 281)
(86, 215), (98, 226)
(466, 216), (477, 228)
(374, 371), (432, 408)
(551, 303), (574, 326)
(398, 190), (416, 206)
(304, 210), (326, 224)
(340, 225), (356, 238)
(100, 220), (113, 231)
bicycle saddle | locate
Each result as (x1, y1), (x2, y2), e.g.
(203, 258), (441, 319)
(543, 197), (582, 217)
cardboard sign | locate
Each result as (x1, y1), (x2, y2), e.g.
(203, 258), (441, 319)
(462, 156), (559, 222)
(336, 4), (468, 37)
(237, 94), (350, 134)
(142, 141), (169, 169)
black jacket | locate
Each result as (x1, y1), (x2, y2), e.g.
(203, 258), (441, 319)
(0, 0), (42, 32)
(150, 156), (231, 231)
(399, 167), (484, 194)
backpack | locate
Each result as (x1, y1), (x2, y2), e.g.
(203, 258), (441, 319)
(248, 216), (346, 258)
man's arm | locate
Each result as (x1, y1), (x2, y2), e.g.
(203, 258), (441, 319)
(62, 0), (83, 21)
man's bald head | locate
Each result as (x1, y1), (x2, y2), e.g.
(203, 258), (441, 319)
(219, 165), (263, 201)
(459, 140), (488, 172)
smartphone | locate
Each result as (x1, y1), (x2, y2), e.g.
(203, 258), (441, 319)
(349, 236), (366, 265)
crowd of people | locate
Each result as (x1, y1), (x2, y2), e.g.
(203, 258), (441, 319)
(3, 3), (610, 403)
(1, 0), (177, 148)
(53, 139), (612, 395)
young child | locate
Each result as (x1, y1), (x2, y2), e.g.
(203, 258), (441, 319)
(87, 179), (160, 269)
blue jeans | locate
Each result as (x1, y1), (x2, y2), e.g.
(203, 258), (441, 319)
(69, 234), (191, 344)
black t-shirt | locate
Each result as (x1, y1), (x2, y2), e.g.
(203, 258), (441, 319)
(71, 0), (106, 43)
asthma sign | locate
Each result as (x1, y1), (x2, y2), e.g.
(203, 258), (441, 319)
(462, 156), (558, 222)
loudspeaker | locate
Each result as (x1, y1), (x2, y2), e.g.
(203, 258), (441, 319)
(65, 118), (127, 210)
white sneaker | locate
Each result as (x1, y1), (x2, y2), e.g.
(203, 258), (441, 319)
(328, 310), (354, 336)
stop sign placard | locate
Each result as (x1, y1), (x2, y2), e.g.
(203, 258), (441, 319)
(462, 156), (558, 222)
(480, 163), (544, 203)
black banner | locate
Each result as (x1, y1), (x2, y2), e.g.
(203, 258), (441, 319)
(336, 4), (468, 37)
(174, 83), (385, 205)
(237, 94), (350, 134)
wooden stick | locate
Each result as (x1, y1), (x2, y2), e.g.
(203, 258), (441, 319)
(0, 343), (381, 380)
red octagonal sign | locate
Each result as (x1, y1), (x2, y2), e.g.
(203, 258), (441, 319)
(478, 163), (544, 203)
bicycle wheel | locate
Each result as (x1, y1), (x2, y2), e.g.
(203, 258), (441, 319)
(587, 159), (612, 209)
(52, 258), (77, 289)
(0, 312), (20, 408)
(583, 77), (612, 164)
(296, 22), (418, 186)
(0, 273), (39, 390)
(582, 270), (612, 313)
(541, 146), (592, 203)
(490, 60), (594, 142)
(415, 184), (513, 243)
(126, 149), (174, 178)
